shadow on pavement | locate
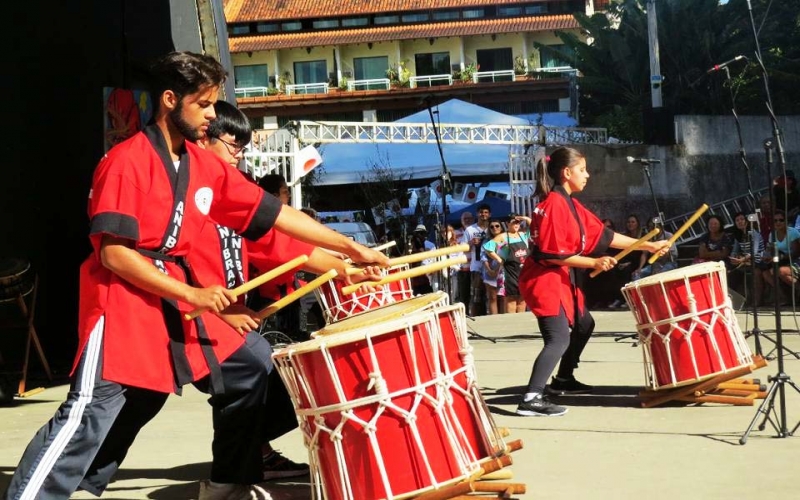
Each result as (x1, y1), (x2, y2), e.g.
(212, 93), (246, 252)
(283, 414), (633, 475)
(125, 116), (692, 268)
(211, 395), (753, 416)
(484, 385), (677, 409)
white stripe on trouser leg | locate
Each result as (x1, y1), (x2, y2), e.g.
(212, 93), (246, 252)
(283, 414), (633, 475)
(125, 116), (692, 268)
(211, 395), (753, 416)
(19, 316), (105, 500)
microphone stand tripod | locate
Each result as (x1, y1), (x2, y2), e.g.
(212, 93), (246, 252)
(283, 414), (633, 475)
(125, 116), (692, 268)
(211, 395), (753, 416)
(740, 141), (800, 443)
(739, 0), (800, 444)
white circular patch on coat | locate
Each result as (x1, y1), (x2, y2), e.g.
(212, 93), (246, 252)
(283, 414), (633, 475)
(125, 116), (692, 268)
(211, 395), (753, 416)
(194, 187), (213, 215)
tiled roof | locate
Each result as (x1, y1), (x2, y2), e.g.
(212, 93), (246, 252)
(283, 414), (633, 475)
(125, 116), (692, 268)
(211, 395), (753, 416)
(225, 0), (557, 23)
(229, 14), (579, 52)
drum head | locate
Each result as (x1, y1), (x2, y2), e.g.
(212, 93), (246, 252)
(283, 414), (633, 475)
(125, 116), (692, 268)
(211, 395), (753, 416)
(623, 261), (725, 289)
(316, 291), (448, 335)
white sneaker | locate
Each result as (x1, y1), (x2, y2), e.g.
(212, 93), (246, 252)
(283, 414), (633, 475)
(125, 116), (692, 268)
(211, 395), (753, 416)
(199, 480), (272, 500)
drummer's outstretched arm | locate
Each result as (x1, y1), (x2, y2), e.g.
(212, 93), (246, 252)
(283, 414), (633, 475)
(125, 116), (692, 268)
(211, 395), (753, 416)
(609, 232), (670, 256)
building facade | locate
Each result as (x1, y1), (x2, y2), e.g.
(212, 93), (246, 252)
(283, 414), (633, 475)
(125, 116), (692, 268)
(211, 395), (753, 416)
(224, 0), (609, 128)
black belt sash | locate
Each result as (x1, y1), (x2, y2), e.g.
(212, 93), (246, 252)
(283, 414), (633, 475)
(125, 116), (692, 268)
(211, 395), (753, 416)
(138, 249), (225, 395)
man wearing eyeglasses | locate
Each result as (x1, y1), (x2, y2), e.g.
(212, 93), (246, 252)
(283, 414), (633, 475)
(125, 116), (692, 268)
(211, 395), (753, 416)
(462, 203), (492, 316)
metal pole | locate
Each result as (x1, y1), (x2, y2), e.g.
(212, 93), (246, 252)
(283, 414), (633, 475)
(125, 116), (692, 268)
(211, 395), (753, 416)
(646, 0), (663, 108)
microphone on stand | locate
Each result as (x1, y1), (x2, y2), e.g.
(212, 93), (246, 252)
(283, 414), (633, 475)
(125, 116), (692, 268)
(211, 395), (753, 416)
(706, 55), (747, 74)
(627, 156), (661, 164)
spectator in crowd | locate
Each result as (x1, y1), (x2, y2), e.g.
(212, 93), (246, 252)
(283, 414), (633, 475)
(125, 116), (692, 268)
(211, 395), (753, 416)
(454, 212), (474, 306)
(773, 170), (800, 223)
(481, 219), (506, 314)
(633, 217), (679, 280)
(439, 223), (461, 300)
(696, 215), (732, 264)
(463, 204), (491, 315)
(728, 211), (765, 302)
(761, 209), (800, 305)
(485, 214), (531, 313)
(758, 195), (773, 245)
(608, 214), (644, 308)
(410, 224), (436, 295)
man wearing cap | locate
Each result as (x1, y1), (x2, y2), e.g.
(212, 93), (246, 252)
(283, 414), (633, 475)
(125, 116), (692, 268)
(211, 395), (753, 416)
(410, 224), (436, 295)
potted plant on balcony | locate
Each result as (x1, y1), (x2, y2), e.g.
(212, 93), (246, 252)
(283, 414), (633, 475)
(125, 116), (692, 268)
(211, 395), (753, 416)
(514, 55), (529, 80)
(278, 71), (292, 93)
(460, 63), (479, 83)
(387, 60), (411, 88)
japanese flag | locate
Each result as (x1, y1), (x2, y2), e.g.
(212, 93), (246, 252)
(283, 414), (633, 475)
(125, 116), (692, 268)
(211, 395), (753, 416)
(293, 145), (323, 181)
(462, 185), (479, 203)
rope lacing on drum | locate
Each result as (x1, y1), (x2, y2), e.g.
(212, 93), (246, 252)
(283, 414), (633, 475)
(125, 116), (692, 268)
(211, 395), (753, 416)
(628, 263), (753, 390)
(272, 301), (506, 499)
(367, 371), (388, 397)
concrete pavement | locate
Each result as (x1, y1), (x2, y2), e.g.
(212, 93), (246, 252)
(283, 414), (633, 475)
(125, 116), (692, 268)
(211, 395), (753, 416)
(2, 308), (800, 499)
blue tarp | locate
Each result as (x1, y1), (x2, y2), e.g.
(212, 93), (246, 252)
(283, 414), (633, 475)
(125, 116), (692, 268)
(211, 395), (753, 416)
(315, 99), (530, 186)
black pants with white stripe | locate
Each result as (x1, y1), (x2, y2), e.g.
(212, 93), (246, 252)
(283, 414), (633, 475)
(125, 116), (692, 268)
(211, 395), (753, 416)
(4, 325), (274, 499)
(525, 305), (595, 394)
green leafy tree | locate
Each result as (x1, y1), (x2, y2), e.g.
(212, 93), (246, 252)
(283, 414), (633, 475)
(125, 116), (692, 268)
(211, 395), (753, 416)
(536, 0), (800, 140)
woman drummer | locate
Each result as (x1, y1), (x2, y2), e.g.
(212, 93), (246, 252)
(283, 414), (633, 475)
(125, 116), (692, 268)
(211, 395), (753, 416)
(516, 147), (670, 417)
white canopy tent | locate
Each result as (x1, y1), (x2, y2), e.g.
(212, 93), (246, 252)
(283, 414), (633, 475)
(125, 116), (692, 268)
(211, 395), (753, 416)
(313, 99), (574, 186)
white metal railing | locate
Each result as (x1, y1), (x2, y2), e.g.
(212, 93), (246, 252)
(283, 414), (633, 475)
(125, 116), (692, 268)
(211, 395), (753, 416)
(410, 74), (453, 88)
(347, 78), (390, 91)
(235, 86), (270, 98)
(545, 127), (608, 144)
(534, 66), (578, 75)
(473, 69), (515, 83)
(285, 82), (329, 95)
(293, 121), (608, 145)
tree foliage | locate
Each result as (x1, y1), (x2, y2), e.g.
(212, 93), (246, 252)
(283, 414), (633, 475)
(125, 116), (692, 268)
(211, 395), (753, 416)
(537, 0), (800, 140)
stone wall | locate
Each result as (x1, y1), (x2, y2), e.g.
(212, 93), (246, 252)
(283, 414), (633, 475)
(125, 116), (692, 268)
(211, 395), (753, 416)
(568, 115), (800, 228)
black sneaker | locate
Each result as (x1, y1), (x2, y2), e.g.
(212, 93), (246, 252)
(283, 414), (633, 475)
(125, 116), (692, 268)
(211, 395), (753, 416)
(515, 395), (568, 417)
(546, 376), (594, 395)
(262, 451), (310, 480)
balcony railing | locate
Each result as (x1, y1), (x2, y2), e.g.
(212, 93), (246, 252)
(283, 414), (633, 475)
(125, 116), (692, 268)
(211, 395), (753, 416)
(286, 82), (329, 95)
(347, 78), (391, 91)
(235, 86), (270, 98)
(533, 66), (578, 77)
(410, 74), (453, 88)
(473, 70), (515, 83)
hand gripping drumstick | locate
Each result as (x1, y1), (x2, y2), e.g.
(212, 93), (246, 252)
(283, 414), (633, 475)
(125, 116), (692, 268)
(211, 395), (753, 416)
(345, 243), (470, 275)
(646, 203), (709, 265)
(184, 255), (309, 320)
(342, 240), (396, 264)
(256, 269), (339, 320)
(589, 228), (661, 279)
(340, 255), (467, 295)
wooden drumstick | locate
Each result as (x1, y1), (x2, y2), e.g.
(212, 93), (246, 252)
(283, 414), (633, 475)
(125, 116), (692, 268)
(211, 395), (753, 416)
(256, 269), (338, 320)
(647, 203), (709, 265)
(372, 240), (397, 252)
(589, 228), (661, 278)
(184, 255), (309, 320)
(346, 243), (469, 273)
(340, 256), (467, 295)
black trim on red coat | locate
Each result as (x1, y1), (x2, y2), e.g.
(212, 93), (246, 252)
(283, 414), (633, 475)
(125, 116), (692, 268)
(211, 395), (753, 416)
(241, 193), (282, 241)
(90, 212), (139, 241)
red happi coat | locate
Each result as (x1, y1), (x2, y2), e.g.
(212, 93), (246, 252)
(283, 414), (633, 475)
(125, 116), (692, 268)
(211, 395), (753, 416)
(76, 125), (281, 393)
(189, 219), (316, 351)
(249, 230), (315, 301)
(519, 186), (613, 325)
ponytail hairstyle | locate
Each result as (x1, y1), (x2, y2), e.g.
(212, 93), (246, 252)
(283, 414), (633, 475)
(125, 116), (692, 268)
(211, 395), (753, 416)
(533, 147), (586, 198)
